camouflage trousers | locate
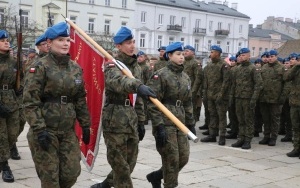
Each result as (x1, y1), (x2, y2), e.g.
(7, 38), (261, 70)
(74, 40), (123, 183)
(208, 99), (228, 136)
(18, 107), (26, 136)
(260, 102), (282, 139)
(280, 100), (292, 137)
(203, 98), (210, 126)
(103, 132), (139, 188)
(254, 102), (263, 133)
(193, 96), (202, 122)
(156, 125), (189, 188)
(290, 106), (300, 150)
(0, 109), (19, 162)
(228, 101), (239, 134)
(235, 98), (254, 141)
(27, 128), (81, 188)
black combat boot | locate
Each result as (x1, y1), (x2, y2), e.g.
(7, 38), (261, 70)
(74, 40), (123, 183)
(10, 143), (21, 160)
(287, 149), (300, 157)
(241, 141), (251, 149)
(199, 124), (208, 130)
(268, 138), (276, 146)
(202, 130), (209, 135)
(146, 169), (163, 188)
(281, 135), (293, 142)
(253, 131), (260, 137)
(201, 135), (217, 142)
(90, 179), (111, 188)
(278, 129), (286, 135)
(258, 137), (270, 145)
(1, 161), (14, 183)
(231, 140), (244, 148)
(218, 136), (226, 146)
(225, 133), (237, 139)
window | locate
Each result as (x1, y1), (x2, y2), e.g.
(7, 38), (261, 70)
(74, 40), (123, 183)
(226, 42), (230, 53)
(194, 39), (199, 52)
(121, 21), (127, 26)
(195, 19), (201, 28)
(217, 41), (221, 47)
(88, 18), (95, 33)
(141, 11), (146, 23)
(259, 47), (263, 55)
(122, 0), (127, 8)
(158, 14), (163, 25)
(207, 40), (212, 50)
(89, 0), (94, 4)
(0, 8), (4, 25)
(169, 36), (175, 44)
(252, 47), (255, 57)
(181, 37), (185, 46)
(238, 42), (242, 50)
(70, 16), (77, 24)
(21, 11), (29, 28)
(217, 22), (222, 30)
(140, 33), (145, 48)
(157, 35), (163, 48)
(104, 20), (110, 34)
(209, 21), (213, 31)
(105, 0), (110, 6)
(181, 17), (186, 27)
(170, 15), (175, 25)
(228, 23), (231, 32)
(239, 25), (243, 33)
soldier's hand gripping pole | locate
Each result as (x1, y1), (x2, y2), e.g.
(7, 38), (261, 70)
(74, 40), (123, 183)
(65, 18), (199, 143)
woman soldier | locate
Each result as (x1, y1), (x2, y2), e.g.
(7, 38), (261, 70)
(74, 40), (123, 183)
(147, 42), (194, 188)
(23, 22), (91, 188)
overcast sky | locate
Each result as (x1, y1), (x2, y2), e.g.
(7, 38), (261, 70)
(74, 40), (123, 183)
(235, 0), (299, 26)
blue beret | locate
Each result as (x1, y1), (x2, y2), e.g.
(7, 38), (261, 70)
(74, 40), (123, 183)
(254, 58), (262, 63)
(289, 53), (298, 59)
(229, 56), (237, 61)
(158, 46), (166, 52)
(166, 42), (184, 54)
(113, 27), (133, 44)
(261, 51), (269, 58)
(0, 30), (9, 39)
(184, 45), (195, 52)
(283, 57), (290, 63)
(238, 48), (250, 54)
(210, 45), (222, 53)
(269, 50), (278, 56)
(35, 34), (47, 46)
(277, 57), (283, 62)
(45, 22), (69, 40)
(137, 51), (145, 57)
(235, 52), (240, 58)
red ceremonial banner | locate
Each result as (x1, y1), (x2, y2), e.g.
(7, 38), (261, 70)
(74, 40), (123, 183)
(69, 27), (105, 171)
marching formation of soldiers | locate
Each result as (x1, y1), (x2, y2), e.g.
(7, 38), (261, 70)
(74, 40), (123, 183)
(2, 21), (300, 188)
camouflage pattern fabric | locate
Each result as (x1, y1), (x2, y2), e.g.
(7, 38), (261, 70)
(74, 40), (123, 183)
(102, 52), (145, 188)
(290, 107), (300, 150)
(228, 65), (239, 134)
(153, 58), (168, 71)
(147, 61), (194, 188)
(23, 51), (90, 187)
(0, 52), (20, 162)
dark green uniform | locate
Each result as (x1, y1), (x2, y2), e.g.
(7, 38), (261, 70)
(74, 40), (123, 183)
(260, 61), (286, 142)
(192, 62), (203, 122)
(147, 62), (194, 188)
(228, 65), (239, 136)
(153, 58), (168, 71)
(23, 51), (90, 188)
(102, 52), (145, 188)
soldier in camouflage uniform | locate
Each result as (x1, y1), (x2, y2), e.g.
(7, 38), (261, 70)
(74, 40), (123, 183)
(259, 50), (287, 146)
(183, 45), (201, 126)
(147, 42), (194, 188)
(201, 45), (230, 146)
(0, 30), (20, 183)
(23, 22), (91, 188)
(230, 48), (263, 149)
(90, 27), (156, 188)
(23, 48), (37, 72)
(154, 46), (167, 71)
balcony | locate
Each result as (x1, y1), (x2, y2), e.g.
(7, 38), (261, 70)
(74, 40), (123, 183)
(167, 25), (182, 32)
(195, 51), (209, 58)
(215, 29), (229, 37)
(193, 28), (206, 35)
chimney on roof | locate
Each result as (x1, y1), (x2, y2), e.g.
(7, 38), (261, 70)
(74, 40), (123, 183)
(275, 17), (284, 21)
(214, 0), (222, 4)
(223, 1), (229, 6)
(256, 24), (262, 29)
(231, 3), (237, 10)
(267, 16), (275, 21)
(249, 24), (253, 29)
(285, 18), (293, 23)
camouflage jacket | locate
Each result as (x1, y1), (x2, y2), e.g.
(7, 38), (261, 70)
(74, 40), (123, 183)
(0, 52), (18, 111)
(184, 56), (199, 93)
(284, 64), (300, 106)
(153, 58), (168, 71)
(203, 58), (230, 100)
(102, 52), (145, 133)
(138, 61), (151, 84)
(260, 61), (286, 103)
(23, 51), (90, 133)
(192, 66), (203, 97)
(147, 61), (194, 132)
(230, 61), (262, 100)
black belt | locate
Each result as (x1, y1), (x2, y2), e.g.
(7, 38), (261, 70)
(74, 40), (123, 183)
(0, 85), (13, 90)
(162, 99), (182, 107)
(42, 96), (74, 104)
(108, 99), (132, 106)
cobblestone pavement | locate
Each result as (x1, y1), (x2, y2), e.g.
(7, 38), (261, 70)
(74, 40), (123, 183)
(2, 109), (300, 188)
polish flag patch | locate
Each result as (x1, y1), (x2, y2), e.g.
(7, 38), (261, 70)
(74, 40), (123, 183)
(29, 67), (36, 73)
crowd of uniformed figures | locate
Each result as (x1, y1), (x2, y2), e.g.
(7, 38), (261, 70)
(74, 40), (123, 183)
(1, 22), (300, 188)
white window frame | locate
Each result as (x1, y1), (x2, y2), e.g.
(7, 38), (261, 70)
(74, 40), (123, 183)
(104, 19), (110, 34)
(195, 19), (201, 28)
(141, 11), (146, 23)
(105, 0), (110, 6)
(158, 14), (163, 25)
(208, 40), (212, 51)
(70, 16), (77, 24)
(21, 10), (29, 29)
(88, 18), (95, 33)
(170, 15), (176, 25)
(209, 21), (213, 31)
(226, 41), (230, 53)
(122, 0), (127, 8)
(239, 25), (243, 33)
(194, 39), (199, 52)
(181, 17), (186, 28)
(169, 36), (175, 44)
(140, 33), (146, 48)
(217, 22), (222, 30)
(157, 35), (163, 48)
